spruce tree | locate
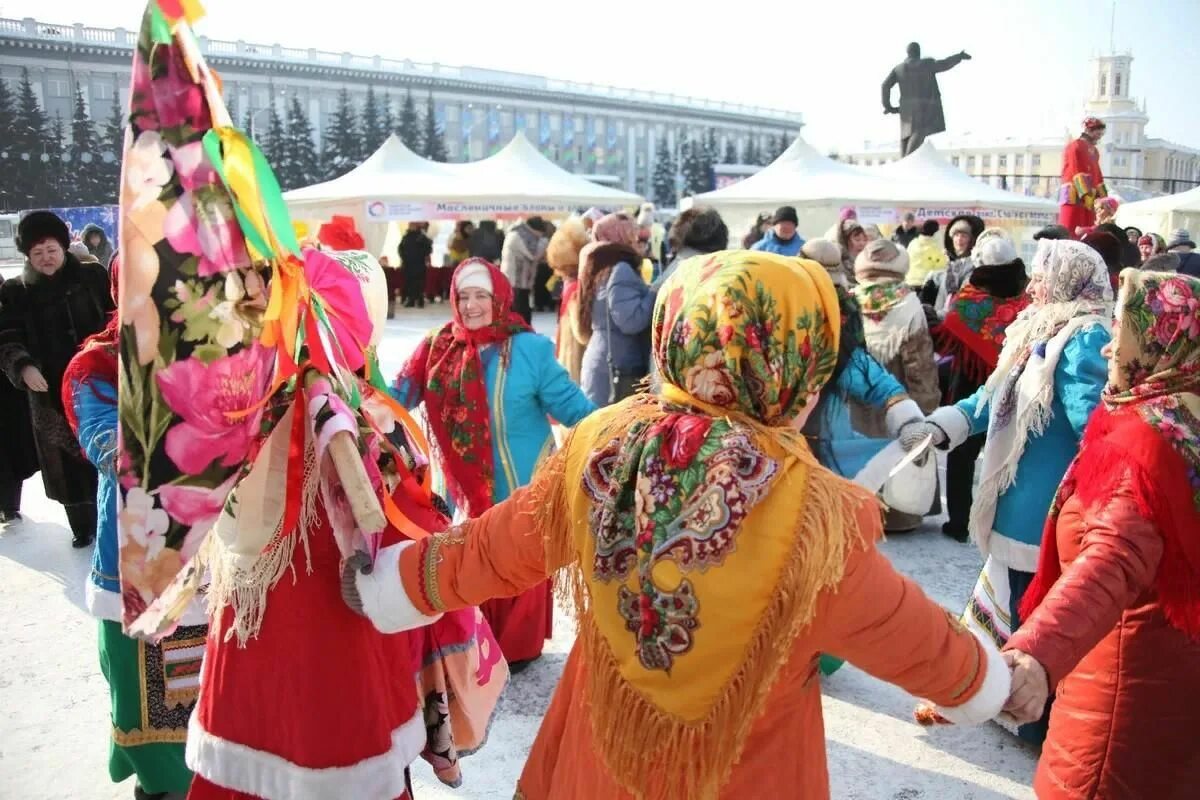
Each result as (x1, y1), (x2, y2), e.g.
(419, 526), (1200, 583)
(261, 89), (286, 172)
(680, 139), (711, 196)
(242, 105), (255, 140)
(381, 95), (395, 147)
(321, 88), (362, 179)
(771, 133), (790, 162)
(702, 128), (718, 192)
(723, 140), (738, 164)
(44, 112), (67, 207)
(651, 139), (676, 207)
(362, 85), (387, 155)
(97, 97), (125, 203)
(421, 92), (447, 162)
(0, 77), (16, 210)
(68, 86), (104, 205)
(744, 137), (760, 167)
(11, 68), (48, 209)
(282, 95), (320, 190)
(398, 88), (421, 152)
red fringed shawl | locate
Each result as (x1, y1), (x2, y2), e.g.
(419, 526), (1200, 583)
(935, 283), (1030, 385)
(1021, 403), (1200, 640)
(398, 259), (531, 517)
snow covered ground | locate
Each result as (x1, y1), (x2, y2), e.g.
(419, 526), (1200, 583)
(0, 306), (1037, 799)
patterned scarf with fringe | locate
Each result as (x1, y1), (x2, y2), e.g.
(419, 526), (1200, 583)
(1022, 269), (1200, 640)
(539, 251), (878, 799)
(967, 240), (1112, 552)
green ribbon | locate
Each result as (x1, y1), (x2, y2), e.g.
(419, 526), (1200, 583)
(200, 128), (301, 262)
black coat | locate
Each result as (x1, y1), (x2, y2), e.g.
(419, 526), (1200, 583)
(0, 254), (113, 504)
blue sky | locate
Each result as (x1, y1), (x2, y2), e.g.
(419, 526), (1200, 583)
(7, 0), (1197, 155)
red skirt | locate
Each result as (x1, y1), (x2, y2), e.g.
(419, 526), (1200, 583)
(480, 580), (554, 663)
(187, 514), (423, 800)
(1059, 204), (1094, 236)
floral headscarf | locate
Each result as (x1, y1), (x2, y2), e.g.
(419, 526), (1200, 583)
(967, 240), (1113, 551)
(653, 250), (840, 425)
(1023, 269), (1200, 639)
(398, 258), (531, 518)
(561, 251), (870, 798)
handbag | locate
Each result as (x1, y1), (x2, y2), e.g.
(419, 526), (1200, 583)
(604, 284), (645, 405)
(852, 438), (938, 516)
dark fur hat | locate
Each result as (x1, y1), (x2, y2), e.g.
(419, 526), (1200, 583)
(17, 210), (70, 255)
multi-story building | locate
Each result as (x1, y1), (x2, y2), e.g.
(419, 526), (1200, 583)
(0, 16), (802, 197)
(835, 53), (1200, 200)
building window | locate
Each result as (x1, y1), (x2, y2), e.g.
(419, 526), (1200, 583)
(1114, 72), (1122, 96)
(94, 83), (114, 101)
(1032, 154), (1042, 170)
(967, 156), (977, 171)
(323, 95), (338, 113)
(982, 154), (992, 169)
(47, 78), (69, 98)
(998, 155), (1007, 169)
(951, 156), (960, 167)
(1099, 73), (1107, 96)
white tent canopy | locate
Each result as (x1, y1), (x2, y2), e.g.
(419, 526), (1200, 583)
(1117, 185), (1200, 238)
(865, 142), (1056, 212)
(688, 137), (1055, 247)
(285, 133), (642, 256)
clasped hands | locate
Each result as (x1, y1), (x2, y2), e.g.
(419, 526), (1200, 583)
(1002, 649), (1049, 724)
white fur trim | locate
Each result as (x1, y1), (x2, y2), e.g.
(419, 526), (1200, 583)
(87, 581), (208, 626)
(928, 405), (972, 450)
(978, 533), (1042, 574)
(86, 581), (123, 622)
(885, 398), (924, 438)
(187, 708), (425, 800)
(357, 542), (442, 634)
(934, 630), (1011, 725)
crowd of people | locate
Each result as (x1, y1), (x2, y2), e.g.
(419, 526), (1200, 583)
(3, 9), (1194, 795)
(3, 191), (1197, 799)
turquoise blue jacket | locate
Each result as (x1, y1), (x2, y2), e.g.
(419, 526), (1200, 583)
(749, 230), (806, 256)
(817, 347), (907, 477)
(71, 379), (121, 620)
(956, 324), (1110, 569)
(393, 331), (596, 505)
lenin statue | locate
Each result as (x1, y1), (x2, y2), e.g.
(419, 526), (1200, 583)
(882, 43), (971, 156)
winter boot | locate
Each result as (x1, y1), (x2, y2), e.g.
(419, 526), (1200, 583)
(65, 502), (97, 548)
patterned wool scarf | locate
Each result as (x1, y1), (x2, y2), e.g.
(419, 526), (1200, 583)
(967, 241), (1113, 552)
(937, 282), (1031, 384)
(398, 259), (531, 517)
(853, 281), (925, 365)
(1022, 269), (1200, 639)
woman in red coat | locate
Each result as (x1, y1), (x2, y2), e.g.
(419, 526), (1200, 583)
(1003, 268), (1200, 800)
(1057, 117), (1108, 236)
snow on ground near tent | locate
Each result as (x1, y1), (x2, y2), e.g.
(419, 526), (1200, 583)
(0, 306), (1037, 800)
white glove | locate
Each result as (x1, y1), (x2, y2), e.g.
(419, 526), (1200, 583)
(342, 542), (441, 634)
(899, 420), (945, 451)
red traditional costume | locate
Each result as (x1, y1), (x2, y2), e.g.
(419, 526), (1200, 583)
(115, 5), (504, 799)
(1058, 118), (1108, 235)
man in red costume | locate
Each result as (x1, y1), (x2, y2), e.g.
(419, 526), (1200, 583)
(1058, 117), (1107, 236)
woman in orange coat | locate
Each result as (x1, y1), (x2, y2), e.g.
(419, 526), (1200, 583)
(1005, 269), (1200, 800)
(348, 251), (1012, 800)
